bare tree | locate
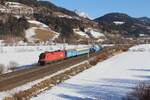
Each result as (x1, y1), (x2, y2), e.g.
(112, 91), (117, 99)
(124, 82), (150, 100)
(0, 64), (5, 74)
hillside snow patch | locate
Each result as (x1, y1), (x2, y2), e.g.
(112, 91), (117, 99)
(89, 30), (105, 38)
(25, 27), (37, 42)
(28, 20), (49, 28)
(113, 21), (125, 25)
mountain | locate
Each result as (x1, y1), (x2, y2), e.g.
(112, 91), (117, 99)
(3, 0), (150, 44)
(0, 0), (104, 44)
(95, 13), (137, 23)
(137, 17), (150, 24)
(94, 13), (150, 38)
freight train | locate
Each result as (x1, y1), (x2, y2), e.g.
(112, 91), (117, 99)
(38, 45), (101, 65)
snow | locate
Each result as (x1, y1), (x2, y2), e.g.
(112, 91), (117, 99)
(74, 29), (89, 38)
(50, 30), (60, 40)
(74, 9), (91, 19)
(25, 27), (37, 42)
(31, 44), (150, 100)
(74, 28), (105, 39)
(14, 15), (22, 19)
(113, 21), (125, 25)
(129, 44), (150, 52)
(76, 31), (89, 38)
(5, 2), (21, 5)
(5, 2), (23, 8)
(89, 30), (105, 38)
(58, 15), (73, 19)
(0, 52), (40, 72)
(0, 40), (3, 44)
(28, 20), (49, 28)
(139, 34), (145, 37)
(8, 5), (22, 8)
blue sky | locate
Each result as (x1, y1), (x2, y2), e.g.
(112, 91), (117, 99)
(48, 0), (149, 19)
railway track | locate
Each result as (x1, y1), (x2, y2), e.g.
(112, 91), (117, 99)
(0, 51), (99, 91)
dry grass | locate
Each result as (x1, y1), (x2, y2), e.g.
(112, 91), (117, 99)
(89, 57), (99, 66)
(0, 64), (5, 74)
(3, 97), (15, 100)
(34, 29), (56, 42)
(53, 12), (68, 17)
(124, 82), (150, 100)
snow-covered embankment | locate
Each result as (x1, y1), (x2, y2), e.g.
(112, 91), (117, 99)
(32, 44), (150, 100)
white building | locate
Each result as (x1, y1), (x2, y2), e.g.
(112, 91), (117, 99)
(0, 2), (34, 15)
(0, 4), (10, 13)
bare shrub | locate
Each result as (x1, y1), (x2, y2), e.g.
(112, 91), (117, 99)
(8, 61), (19, 70)
(97, 52), (108, 61)
(14, 92), (27, 100)
(124, 82), (150, 100)
(89, 57), (99, 66)
(0, 64), (5, 74)
(3, 97), (15, 100)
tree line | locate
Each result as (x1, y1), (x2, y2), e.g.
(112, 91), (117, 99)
(0, 14), (29, 39)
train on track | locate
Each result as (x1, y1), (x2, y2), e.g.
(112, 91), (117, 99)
(38, 45), (102, 65)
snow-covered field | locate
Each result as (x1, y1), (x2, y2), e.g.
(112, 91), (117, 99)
(31, 44), (150, 100)
(0, 44), (90, 73)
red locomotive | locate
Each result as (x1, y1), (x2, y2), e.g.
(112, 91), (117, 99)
(38, 50), (65, 65)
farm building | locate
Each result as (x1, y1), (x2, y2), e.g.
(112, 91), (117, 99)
(0, 4), (10, 13)
(5, 2), (33, 15)
(0, 2), (33, 15)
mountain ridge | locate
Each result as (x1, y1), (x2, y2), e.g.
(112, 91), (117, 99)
(94, 12), (150, 38)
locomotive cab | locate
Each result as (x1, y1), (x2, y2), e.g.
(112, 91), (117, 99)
(38, 53), (46, 65)
(38, 50), (65, 66)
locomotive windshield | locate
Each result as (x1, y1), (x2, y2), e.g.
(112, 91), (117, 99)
(39, 53), (45, 59)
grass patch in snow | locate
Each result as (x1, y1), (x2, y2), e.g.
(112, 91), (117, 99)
(34, 29), (56, 42)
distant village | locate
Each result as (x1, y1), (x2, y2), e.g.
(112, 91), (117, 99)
(0, 2), (33, 15)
